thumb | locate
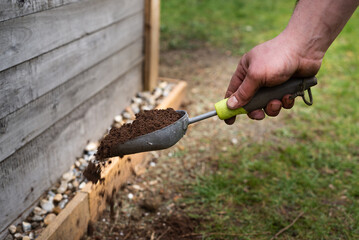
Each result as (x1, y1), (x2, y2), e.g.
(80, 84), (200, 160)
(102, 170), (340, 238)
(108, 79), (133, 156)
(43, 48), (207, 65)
(227, 75), (260, 109)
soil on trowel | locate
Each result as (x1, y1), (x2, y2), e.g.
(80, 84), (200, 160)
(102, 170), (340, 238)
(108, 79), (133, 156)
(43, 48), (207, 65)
(96, 108), (182, 160)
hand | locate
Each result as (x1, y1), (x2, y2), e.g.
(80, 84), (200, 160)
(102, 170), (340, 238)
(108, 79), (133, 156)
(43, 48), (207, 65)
(224, 33), (322, 125)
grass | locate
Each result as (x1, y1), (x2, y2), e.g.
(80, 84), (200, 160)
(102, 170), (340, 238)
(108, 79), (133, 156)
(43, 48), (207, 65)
(161, 0), (295, 54)
(161, 0), (359, 239)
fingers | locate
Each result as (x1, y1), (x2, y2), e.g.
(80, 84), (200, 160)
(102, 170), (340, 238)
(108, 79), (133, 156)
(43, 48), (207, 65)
(224, 116), (236, 125)
(225, 60), (246, 99)
(264, 99), (282, 117)
(227, 75), (260, 109)
(247, 109), (265, 120)
(282, 94), (295, 109)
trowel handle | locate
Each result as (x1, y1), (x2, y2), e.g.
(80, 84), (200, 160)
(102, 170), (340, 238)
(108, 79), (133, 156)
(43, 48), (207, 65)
(215, 77), (317, 120)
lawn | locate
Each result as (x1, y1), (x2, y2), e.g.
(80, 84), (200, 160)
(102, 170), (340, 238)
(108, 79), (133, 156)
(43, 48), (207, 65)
(161, 0), (359, 239)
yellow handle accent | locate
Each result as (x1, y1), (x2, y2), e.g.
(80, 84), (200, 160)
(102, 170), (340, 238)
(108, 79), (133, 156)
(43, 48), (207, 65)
(215, 98), (248, 120)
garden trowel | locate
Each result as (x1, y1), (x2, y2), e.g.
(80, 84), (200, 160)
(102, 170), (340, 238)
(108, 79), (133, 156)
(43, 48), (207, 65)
(109, 77), (317, 157)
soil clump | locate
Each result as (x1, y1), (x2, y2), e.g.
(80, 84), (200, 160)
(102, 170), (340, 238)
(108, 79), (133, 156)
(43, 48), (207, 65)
(83, 162), (102, 183)
(96, 108), (181, 159)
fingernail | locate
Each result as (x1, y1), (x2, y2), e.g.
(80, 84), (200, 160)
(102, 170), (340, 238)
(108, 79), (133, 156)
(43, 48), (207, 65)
(227, 96), (238, 109)
(253, 112), (263, 120)
(285, 98), (294, 106)
(271, 102), (281, 112)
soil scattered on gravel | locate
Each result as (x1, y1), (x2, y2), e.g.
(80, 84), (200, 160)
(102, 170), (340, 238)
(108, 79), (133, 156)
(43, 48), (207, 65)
(96, 108), (181, 159)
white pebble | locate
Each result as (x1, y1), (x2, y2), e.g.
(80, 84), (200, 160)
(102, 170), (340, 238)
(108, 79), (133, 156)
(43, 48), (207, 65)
(150, 151), (159, 159)
(75, 161), (81, 168)
(62, 171), (74, 182)
(131, 104), (140, 114)
(231, 138), (238, 145)
(58, 199), (68, 209)
(33, 206), (46, 216)
(32, 215), (43, 222)
(114, 115), (123, 123)
(79, 182), (86, 189)
(57, 181), (67, 194)
(153, 88), (163, 99)
(85, 142), (97, 152)
(132, 185), (142, 191)
(14, 233), (22, 239)
(141, 105), (152, 111)
(53, 194), (62, 203)
(22, 222), (31, 232)
(40, 199), (54, 213)
(132, 97), (143, 105)
(127, 193), (134, 199)
(150, 162), (156, 167)
(122, 112), (132, 119)
(8, 225), (16, 234)
(159, 81), (168, 89)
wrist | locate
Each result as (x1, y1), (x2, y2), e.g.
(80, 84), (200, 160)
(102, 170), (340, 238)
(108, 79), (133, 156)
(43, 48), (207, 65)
(278, 28), (325, 63)
(275, 31), (323, 77)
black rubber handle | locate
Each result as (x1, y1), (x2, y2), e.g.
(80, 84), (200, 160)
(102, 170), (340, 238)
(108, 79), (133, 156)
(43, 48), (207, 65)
(242, 77), (317, 112)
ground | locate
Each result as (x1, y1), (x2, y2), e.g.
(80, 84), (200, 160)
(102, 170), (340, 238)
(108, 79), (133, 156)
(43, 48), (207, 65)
(84, 1), (359, 239)
(83, 49), (306, 240)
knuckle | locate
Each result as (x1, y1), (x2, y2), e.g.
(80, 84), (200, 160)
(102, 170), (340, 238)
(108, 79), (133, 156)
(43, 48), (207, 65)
(237, 87), (251, 102)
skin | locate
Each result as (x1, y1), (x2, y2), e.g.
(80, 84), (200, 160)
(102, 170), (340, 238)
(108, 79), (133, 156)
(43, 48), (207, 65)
(225, 0), (358, 125)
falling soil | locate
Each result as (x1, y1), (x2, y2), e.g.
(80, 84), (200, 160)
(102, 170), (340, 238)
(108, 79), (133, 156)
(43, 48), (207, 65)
(96, 108), (181, 160)
(83, 162), (102, 183)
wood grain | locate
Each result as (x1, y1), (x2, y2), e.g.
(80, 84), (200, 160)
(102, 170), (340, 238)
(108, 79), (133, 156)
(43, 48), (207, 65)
(0, 12), (144, 119)
(144, 0), (160, 91)
(0, 0), (144, 72)
(0, 0), (81, 22)
(0, 39), (143, 162)
(0, 66), (142, 236)
(37, 192), (90, 240)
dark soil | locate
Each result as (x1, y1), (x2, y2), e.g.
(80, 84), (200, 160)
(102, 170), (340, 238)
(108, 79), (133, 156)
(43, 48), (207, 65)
(121, 214), (199, 239)
(96, 108), (181, 160)
(83, 162), (102, 183)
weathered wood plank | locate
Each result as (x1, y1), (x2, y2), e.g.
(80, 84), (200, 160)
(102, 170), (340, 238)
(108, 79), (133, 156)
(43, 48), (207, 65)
(0, 65), (142, 236)
(0, 0), (144, 72)
(0, 39), (143, 162)
(0, 12), (144, 119)
(82, 153), (148, 222)
(144, 0), (160, 91)
(37, 192), (90, 240)
(0, 0), (81, 22)
(157, 78), (188, 110)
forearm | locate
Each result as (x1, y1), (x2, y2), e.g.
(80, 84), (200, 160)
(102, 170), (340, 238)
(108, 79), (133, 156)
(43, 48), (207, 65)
(282, 0), (358, 60)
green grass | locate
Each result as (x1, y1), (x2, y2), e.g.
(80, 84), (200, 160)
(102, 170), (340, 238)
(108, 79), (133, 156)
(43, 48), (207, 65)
(161, 1), (359, 239)
(161, 0), (295, 54)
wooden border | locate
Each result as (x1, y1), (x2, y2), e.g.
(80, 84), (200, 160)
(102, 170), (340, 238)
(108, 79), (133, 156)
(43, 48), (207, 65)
(37, 79), (186, 240)
(144, 0), (160, 91)
(37, 192), (90, 240)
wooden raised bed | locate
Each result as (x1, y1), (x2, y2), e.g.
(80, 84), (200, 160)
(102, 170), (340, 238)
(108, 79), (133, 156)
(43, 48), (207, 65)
(37, 78), (187, 240)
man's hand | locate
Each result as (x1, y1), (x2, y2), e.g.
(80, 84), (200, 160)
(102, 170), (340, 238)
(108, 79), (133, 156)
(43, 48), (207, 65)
(225, 0), (357, 125)
(224, 34), (321, 125)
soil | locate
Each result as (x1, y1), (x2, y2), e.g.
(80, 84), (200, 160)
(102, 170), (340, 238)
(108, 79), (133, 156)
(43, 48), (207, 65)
(96, 108), (181, 160)
(83, 162), (103, 184)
